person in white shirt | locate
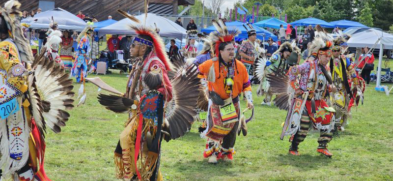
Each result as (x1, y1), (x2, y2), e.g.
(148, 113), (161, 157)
(279, 24), (286, 40)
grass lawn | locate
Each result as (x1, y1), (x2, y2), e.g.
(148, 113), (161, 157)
(41, 68), (393, 181)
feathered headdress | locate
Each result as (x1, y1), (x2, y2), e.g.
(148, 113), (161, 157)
(186, 30), (198, 40)
(308, 25), (333, 57)
(332, 30), (349, 52)
(117, 9), (173, 71)
(45, 30), (62, 51)
(243, 23), (256, 37)
(205, 19), (240, 82)
(76, 21), (94, 43)
(0, 0), (33, 63)
(273, 41), (301, 55)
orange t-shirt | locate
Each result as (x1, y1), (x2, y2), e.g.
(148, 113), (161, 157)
(198, 59), (252, 100)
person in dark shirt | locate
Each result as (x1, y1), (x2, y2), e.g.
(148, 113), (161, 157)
(168, 39), (179, 59)
(290, 26), (297, 40)
(186, 19), (197, 30)
(175, 17), (183, 27)
(265, 37), (278, 58)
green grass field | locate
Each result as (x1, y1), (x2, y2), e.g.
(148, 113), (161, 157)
(41, 69), (393, 181)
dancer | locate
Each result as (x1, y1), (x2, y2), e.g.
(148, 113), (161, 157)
(0, 1), (74, 180)
(71, 22), (94, 83)
(89, 9), (202, 180)
(268, 25), (337, 157)
(199, 20), (254, 163)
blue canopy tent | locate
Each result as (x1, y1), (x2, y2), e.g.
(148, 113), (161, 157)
(94, 19), (118, 32)
(329, 20), (367, 29)
(237, 7), (246, 15)
(290, 17), (333, 28)
(201, 21), (277, 42)
(254, 18), (288, 29)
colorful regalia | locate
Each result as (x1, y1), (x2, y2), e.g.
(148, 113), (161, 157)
(329, 35), (362, 132)
(257, 41), (300, 106)
(88, 9), (202, 181)
(198, 20), (253, 163)
(268, 25), (336, 157)
(183, 30), (198, 59)
(0, 1), (74, 180)
(71, 22), (94, 83)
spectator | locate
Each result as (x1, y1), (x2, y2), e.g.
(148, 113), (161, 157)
(60, 31), (73, 56)
(175, 17), (183, 27)
(302, 42), (311, 60)
(38, 29), (47, 54)
(120, 35), (133, 60)
(279, 24), (286, 40)
(302, 29), (310, 51)
(36, 8), (42, 14)
(77, 11), (85, 19)
(29, 10), (35, 17)
(168, 39), (179, 58)
(290, 26), (297, 40)
(22, 11), (28, 19)
(186, 19), (197, 30)
(71, 31), (78, 52)
(107, 35), (121, 67)
(265, 37), (278, 58)
(308, 25), (315, 42)
(83, 14), (92, 22)
(357, 47), (375, 84)
(108, 15), (112, 20)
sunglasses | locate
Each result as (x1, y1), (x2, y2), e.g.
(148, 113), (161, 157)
(332, 50), (340, 52)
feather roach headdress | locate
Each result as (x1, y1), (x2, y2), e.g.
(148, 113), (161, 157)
(117, 9), (173, 71)
(205, 19), (240, 82)
(308, 25), (333, 57)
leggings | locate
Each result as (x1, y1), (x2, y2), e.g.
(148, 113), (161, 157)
(291, 114), (333, 150)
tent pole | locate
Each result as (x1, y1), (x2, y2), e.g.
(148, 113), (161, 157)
(376, 42), (383, 90)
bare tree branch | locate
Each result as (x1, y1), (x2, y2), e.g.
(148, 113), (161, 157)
(209, 0), (223, 15)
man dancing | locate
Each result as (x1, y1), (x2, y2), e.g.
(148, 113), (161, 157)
(199, 20), (254, 163)
(268, 25), (337, 157)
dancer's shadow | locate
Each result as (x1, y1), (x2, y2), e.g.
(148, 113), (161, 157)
(270, 153), (333, 171)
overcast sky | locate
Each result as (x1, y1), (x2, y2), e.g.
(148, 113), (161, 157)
(203, 0), (244, 13)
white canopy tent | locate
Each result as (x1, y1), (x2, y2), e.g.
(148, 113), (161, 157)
(21, 8), (87, 31)
(347, 28), (393, 93)
(98, 13), (186, 39)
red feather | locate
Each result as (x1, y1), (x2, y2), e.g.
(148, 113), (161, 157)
(135, 29), (172, 71)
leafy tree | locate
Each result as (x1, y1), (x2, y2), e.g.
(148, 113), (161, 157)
(359, 2), (374, 27)
(259, 4), (278, 16)
(372, 0), (393, 30)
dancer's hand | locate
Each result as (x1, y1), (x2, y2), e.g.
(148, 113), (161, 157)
(247, 102), (254, 109)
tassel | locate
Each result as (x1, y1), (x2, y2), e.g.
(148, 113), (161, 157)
(114, 152), (124, 179)
(77, 93), (86, 107)
(207, 64), (216, 83)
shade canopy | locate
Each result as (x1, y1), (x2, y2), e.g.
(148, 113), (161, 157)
(329, 20), (367, 29)
(94, 19), (118, 32)
(347, 28), (393, 49)
(347, 28), (393, 90)
(201, 21), (277, 41)
(21, 8), (87, 31)
(98, 13), (186, 39)
(290, 17), (333, 28)
(254, 18), (288, 29)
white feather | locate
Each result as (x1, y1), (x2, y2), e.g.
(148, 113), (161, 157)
(255, 57), (268, 81)
(4, 0), (15, 10)
(77, 93), (86, 107)
(77, 84), (84, 99)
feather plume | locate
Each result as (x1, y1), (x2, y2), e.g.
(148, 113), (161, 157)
(98, 94), (134, 113)
(117, 10), (140, 23)
(31, 54), (74, 133)
(77, 93), (86, 107)
(212, 20), (223, 34)
(164, 64), (201, 141)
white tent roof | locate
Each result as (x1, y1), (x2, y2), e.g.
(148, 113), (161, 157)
(98, 13), (186, 39)
(21, 8), (87, 31)
(347, 28), (393, 49)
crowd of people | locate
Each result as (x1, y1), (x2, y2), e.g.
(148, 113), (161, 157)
(1, 1), (378, 180)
